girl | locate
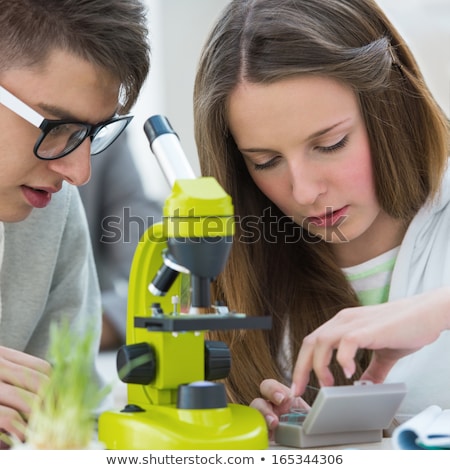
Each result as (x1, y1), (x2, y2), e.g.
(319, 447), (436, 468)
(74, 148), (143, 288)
(193, 0), (449, 432)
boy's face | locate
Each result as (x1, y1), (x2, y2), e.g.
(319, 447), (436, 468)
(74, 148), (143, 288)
(0, 48), (120, 222)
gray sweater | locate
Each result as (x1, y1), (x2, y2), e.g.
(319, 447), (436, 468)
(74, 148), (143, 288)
(0, 183), (102, 359)
(78, 133), (162, 341)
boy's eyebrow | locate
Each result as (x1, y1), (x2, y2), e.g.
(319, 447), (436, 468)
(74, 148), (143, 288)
(240, 118), (351, 153)
(38, 102), (81, 121)
(38, 102), (116, 123)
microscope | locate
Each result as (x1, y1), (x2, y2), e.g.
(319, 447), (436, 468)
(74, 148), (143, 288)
(98, 116), (272, 450)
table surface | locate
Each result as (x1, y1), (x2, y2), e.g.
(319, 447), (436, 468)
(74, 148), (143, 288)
(271, 439), (392, 450)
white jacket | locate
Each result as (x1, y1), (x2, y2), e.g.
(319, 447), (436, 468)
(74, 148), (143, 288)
(386, 165), (450, 421)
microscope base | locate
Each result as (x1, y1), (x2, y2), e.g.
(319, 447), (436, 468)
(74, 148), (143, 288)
(98, 403), (268, 450)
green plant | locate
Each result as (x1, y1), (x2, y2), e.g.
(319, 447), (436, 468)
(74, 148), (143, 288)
(24, 319), (110, 449)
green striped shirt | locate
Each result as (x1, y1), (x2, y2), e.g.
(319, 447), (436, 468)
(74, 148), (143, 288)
(342, 247), (400, 306)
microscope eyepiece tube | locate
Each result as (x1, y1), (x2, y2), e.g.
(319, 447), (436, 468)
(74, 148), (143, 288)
(149, 250), (189, 297)
(144, 115), (196, 187)
(149, 263), (179, 297)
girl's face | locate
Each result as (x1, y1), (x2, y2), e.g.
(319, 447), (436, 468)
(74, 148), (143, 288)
(227, 75), (404, 266)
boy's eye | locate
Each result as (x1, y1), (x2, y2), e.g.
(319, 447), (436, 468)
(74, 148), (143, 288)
(316, 135), (349, 153)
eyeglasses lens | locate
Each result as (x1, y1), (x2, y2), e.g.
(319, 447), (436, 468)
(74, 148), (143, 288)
(37, 124), (89, 159)
(90, 119), (129, 155)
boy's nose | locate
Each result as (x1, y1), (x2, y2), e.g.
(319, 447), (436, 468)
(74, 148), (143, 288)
(46, 139), (92, 186)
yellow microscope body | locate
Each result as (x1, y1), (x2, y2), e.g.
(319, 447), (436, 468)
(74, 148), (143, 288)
(98, 116), (271, 450)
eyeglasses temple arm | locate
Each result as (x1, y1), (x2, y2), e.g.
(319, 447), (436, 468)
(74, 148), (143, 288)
(0, 85), (44, 128)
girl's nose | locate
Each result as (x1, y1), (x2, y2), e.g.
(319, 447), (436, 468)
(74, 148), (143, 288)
(290, 160), (326, 207)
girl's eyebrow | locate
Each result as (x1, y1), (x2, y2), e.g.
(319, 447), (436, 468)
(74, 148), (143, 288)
(240, 118), (351, 154)
(308, 118), (351, 140)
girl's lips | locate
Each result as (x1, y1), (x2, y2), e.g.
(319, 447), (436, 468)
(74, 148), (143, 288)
(21, 186), (53, 209)
(306, 206), (349, 228)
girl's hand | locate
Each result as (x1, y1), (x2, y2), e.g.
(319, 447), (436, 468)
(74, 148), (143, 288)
(250, 379), (310, 441)
(0, 346), (51, 444)
(291, 288), (450, 397)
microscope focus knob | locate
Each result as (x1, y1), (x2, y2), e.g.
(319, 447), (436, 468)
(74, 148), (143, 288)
(204, 340), (231, 380)
(177, 381), (227, 409)
(116, 342), (156, 385)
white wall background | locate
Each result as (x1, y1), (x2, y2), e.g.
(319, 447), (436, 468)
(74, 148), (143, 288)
(128, 0), (450, 200)
(126, 0), (230, 203)
(375, 0), (450, 117)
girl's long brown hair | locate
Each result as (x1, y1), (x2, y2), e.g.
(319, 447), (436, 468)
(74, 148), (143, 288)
(194, 0), (449, 405)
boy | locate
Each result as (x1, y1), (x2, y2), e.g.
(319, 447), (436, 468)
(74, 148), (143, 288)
(0, 0), (150, 444)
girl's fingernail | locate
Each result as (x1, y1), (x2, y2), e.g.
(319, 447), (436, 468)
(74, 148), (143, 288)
(344, 367), (353, 379)
(266, 415), (275, 427)
(274, 392), (284, 404)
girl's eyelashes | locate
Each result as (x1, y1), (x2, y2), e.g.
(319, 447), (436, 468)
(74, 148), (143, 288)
(316, 135), (349, 153)
(253, 156), (280, 171)
(248, 135), (349, 170)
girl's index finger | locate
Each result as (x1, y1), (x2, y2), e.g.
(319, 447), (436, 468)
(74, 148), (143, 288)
(291, 341), (316, 397)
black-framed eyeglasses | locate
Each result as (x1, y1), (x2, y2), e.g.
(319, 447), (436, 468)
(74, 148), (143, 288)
(0, 85), (133, 160)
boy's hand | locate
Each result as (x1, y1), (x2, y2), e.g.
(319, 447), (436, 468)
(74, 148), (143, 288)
(0, 346), (51, 444)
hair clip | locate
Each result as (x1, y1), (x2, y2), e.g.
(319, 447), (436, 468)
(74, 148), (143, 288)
(388, 44), (403, 70)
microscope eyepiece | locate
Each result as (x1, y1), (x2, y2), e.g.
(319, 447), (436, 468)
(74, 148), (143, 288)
(144, 115), (176, 144)
(144, 114), (196, 187)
